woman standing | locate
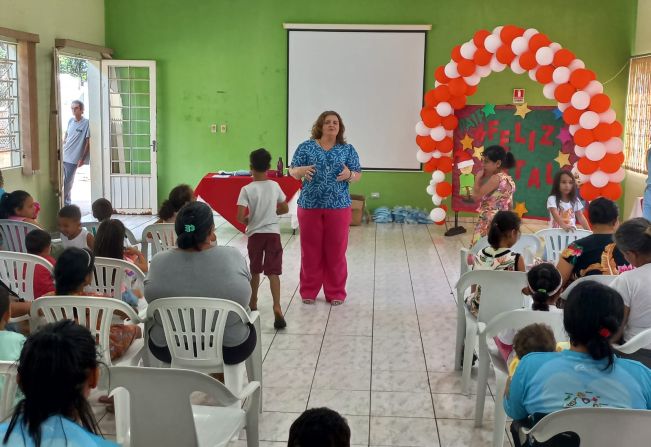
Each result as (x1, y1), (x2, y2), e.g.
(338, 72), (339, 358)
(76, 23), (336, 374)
(289, 111), (362, 306)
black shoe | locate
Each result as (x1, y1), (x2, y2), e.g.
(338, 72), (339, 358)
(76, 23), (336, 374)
(274, 315), (287, 330)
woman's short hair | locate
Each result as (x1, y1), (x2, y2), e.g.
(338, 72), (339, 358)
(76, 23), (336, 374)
(175, 201), (214, 250)
(311, 111), (346, 145)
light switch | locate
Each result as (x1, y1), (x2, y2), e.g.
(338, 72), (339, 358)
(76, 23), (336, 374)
(210, 124), (217, 133)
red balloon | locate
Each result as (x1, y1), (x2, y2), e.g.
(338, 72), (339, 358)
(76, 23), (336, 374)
(466, 85), (478, 96)
(563, 107), (582, 125)
(536, 65), (554, 84)
(424, 89), (438, 107)
(449, 95), (467, 110)
(569, 69), (596, 89)
(496, 45), (516, 64)
(436, 137), (454, 153)
(449, 78), (468, 97)
(580, 182), (600, 201)
(423, 158), (439, 172)
(601, 182), (623, 200)
(416, 135), (437, 153)
(420, 108), (441, 128)
(593, 123), (612, 142)
(433, 85), (451, 102)
(574, 128), (594, 147)
(519, 51), (537, 70)
(438, 156), (454, 173)
(599, 152), (624, 173)
(553, 49), (575, 67)
(473, 48), (492, 66)
(554, 83), (576, 103)
(577, 156), (599, 174)
(611, 121), (623, 137)
(457, 59), (476, 77)
(442, 115), (459, 131)
(451, 45), (463, 62)
(436, 181), (453, 197)
(473, 30), (491, 47)
(529, 33), (551, 52)
(500, 25), (524, 44)
(589, 94), (611, 113)
(435, 66), (450, 84)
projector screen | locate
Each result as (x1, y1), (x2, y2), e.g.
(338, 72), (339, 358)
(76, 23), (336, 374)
(287, 28), (426, 171)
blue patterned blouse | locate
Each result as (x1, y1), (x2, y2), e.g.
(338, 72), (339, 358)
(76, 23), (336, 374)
(290, 139), (361, 209)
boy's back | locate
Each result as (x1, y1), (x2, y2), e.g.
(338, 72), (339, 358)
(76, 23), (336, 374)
(238, 180), (286, 236)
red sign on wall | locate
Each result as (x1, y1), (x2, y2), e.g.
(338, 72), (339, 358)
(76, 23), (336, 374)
(513, 88), (525, 104)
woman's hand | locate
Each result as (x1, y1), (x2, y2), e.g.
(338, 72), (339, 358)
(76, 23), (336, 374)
(125, 247), (148, 272)
(291, 165), (316, 181)
(336, 165), (352, 182)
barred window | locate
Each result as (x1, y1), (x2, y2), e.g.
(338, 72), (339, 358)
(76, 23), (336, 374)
(624, 56), (651, 174)
(0, 40), (20, 169)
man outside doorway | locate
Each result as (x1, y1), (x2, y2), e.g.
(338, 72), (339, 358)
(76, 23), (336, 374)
(62, 100), (90, 206)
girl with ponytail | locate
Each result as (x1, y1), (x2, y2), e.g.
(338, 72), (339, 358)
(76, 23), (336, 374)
(505, 281), (651, 425)
(156, 184), (194, 223)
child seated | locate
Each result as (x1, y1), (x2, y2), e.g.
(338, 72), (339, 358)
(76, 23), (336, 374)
(0, 190), (39, 226)
(0, 286), (26, 368)
(288, 407), (351, 447)
(92, 198), (114, 222)
(508, 323), (560, 376)
(58, 204), (94, 250)
(156, 184), (194, 223)
(0, 320), (118, 446)
(25, 229), (56, 298)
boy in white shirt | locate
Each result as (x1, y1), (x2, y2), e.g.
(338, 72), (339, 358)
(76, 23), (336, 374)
(237, 148), (289, 329)
(58, 205), (94, 250)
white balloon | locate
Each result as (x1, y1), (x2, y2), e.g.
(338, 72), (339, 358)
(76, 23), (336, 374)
(431, 194), (443, 206)
(477, 64), (492, 77)
(574, 145), (586, 157)
(430, 126), (446, 141)
(426, 184), (435, 195)
(528, 68), (538, 82)
(510, 57), (526, 74)
(493, 25), (504, 35)
(542, 82), (557, 100)
(599, 108), (616, 124)
(445, 130), (454, 138)
(436, 102), (453, 117)
(604, 137), (624, 154)
(444, 61), (459, 79)
(429, 179), (435, 185)
(571, 91), (591, 110)
(460, 41), (477, 59)
(568, 58), (585, 72)
(552, 66), (571, 84)
(590, 170), (610, 188)
(417, 150), (432, 163)
(569, 124), (580, 135)
(579, 111), (600, 129)
(430, 207), (447, 222)
(549, 42), (562, 52)
(536, 47), (554, 65)
(489, 55), (506, 72)
(511, 36), (529, 56)
(523, 28), (539, 39)
(558, 102), (569, 112)
(464, 73), (481, 86)
(432, 150), (442, 159)
(585, 141), (606, 161)
(610, 168), (626, 183)
(415, 121), (431, 136)
(584, 80), (604, 96)
(434, 81), (441, 88)
(484, 34), (502, 53)
(431, 170), (445, 183)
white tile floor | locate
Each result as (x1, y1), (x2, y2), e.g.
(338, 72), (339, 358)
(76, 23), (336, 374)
(92, 215), (547, 446)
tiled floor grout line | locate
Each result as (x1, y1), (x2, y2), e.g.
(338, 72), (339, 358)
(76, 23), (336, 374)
(367, 223), (377, 446)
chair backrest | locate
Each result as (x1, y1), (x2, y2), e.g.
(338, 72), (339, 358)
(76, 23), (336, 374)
(535, 228), (592, 264)
(457, 270), (528, 324)
(0, 220), (40, 253)
(560, 275), (617, 300)
(0, 251), (54, 301)
(524, 407), (651, 445)
(483, 309), (568, 346)
(108, 366), (240, 447)
(90, 257), (145, 300)
(615, 327), (651, 354)
(30, 296), (140, 365)
(82, 222), (139, 245)
(0, 361), (18, 421)
(146, 297), (251, 373)
(141, 224), (176, 260)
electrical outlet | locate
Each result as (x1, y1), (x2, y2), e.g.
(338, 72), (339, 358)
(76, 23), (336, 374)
(220, 124), (227, 133)
(370, 192), (380, 199)
(210, 124), (217, 133)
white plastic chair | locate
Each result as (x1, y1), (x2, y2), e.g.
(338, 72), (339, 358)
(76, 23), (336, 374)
(90, 257), (145, 301)
(146, 297), (262, 405)
(559, 274), (617, 300)
(141, 223), (176, 260)
(0, 361), (19, 421)
(535, 228), (592, 264)
(455, 270), (528, 394)
(474, 309), (567, 447)
(108, 366), (260, 447)
(460, 234), (542, 275)
(523, 407), (651, 445)
(0, 220), (40, 253)
(0, 251), (54, 324)
(82, 221), (139, 245)
(615, 327), (651, 354)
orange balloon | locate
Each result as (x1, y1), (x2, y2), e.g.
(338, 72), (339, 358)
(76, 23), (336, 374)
(519, 51), (537, 70)
(449, 78), (468, 97)
(588, 94), (610, 113)
(473, 48), (492, 66)
(466, 85), (478, 96)
(611, 121), (623, 137)
(599, 153), (624, 173)
(593, 123), (612, 142)
(580, 182), (600, 201)
(500, 25), (524, 43)
(529, 33), (551, 52)
(569, 69), (596, 89)
(424, 89), (438, 107)
(436, 181), (453, 197)
(435, 66), (450, 84)
(433, 85), (451, 103)
(574, 128), (594, 147)
(563, 107), (582, 125)
(442, 115), (459, 131)
(553, 49), (575, 67)
(451, 45), (463, 62)
(536, 65), (554, 84)
(577, 156), (599, 174)
(438, 156), (454, 173)
(449, 95), (467, 110)
(601, 182), (623, 200)
(436, 137), (454, 153)
(496, 45), (516, 64)
(416, 135), (437, 153)
(457, 59), (476, 77)
(554, 83), (576, 103)
(473, 30), (491, 47)
(423, 158), (439, 172)
(420, 108), (441, 128)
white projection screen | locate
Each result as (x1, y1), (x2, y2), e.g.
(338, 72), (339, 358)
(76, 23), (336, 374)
(286, 27), (427, 170)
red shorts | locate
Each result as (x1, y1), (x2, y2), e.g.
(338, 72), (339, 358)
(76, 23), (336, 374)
(247, 233), (283, 275)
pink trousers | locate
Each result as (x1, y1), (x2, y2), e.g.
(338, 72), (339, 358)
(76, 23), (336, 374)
(297, 207), (351, 301)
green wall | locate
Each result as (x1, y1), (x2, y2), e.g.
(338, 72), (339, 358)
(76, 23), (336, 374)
(105, 0), (637, 212)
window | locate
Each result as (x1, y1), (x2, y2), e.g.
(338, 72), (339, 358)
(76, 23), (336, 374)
(624, 56), (651, 174)
(0, 40), (20, 169)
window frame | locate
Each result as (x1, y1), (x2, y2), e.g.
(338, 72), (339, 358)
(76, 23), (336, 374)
(0, 39), (21, 169)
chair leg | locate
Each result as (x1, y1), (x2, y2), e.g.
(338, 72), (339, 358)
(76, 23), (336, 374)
(245, 386), (261, 447)
(112, 387), (130, 447)
(492, 373), (508, 447)
(461, 326), (477, 394)
(455, 306), (466, 371)
(474, 338), (490, 427)
(245, 315), (263, 413)
(224, 363), (246, 408)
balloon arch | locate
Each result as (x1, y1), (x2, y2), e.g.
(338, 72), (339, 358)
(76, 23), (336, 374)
(415, 25), (625, 224)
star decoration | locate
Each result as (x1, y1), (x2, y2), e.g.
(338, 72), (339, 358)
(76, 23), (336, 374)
(472, 145), (484, 160)
(554, 151), (571, 168)
(460, 134), (474, 150)
(514, 202), (528, 218)
(482, 103), (496, 117)
(514, 102), (532, 119)
(553, 108), (563, 120)
(557, 127), (573, 145)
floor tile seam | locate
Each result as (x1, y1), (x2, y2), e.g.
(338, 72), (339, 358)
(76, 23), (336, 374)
(368, 222), (378, 446)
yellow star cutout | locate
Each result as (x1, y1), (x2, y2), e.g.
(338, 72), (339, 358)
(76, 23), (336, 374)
(472, 145), (484, 160)
(514, 202), (528, 218)
(514, 102), (532, 119)
(461, 134), (474, 150)
(554, 151), (571, 168)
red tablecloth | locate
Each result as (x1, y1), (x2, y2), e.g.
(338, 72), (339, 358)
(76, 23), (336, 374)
(195, 173), (302, 233)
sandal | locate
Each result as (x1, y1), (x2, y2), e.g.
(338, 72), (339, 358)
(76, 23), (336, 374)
(331, 300), (344, 306)
(274, 315), (287, 329)
(302, 299), (315, 305)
